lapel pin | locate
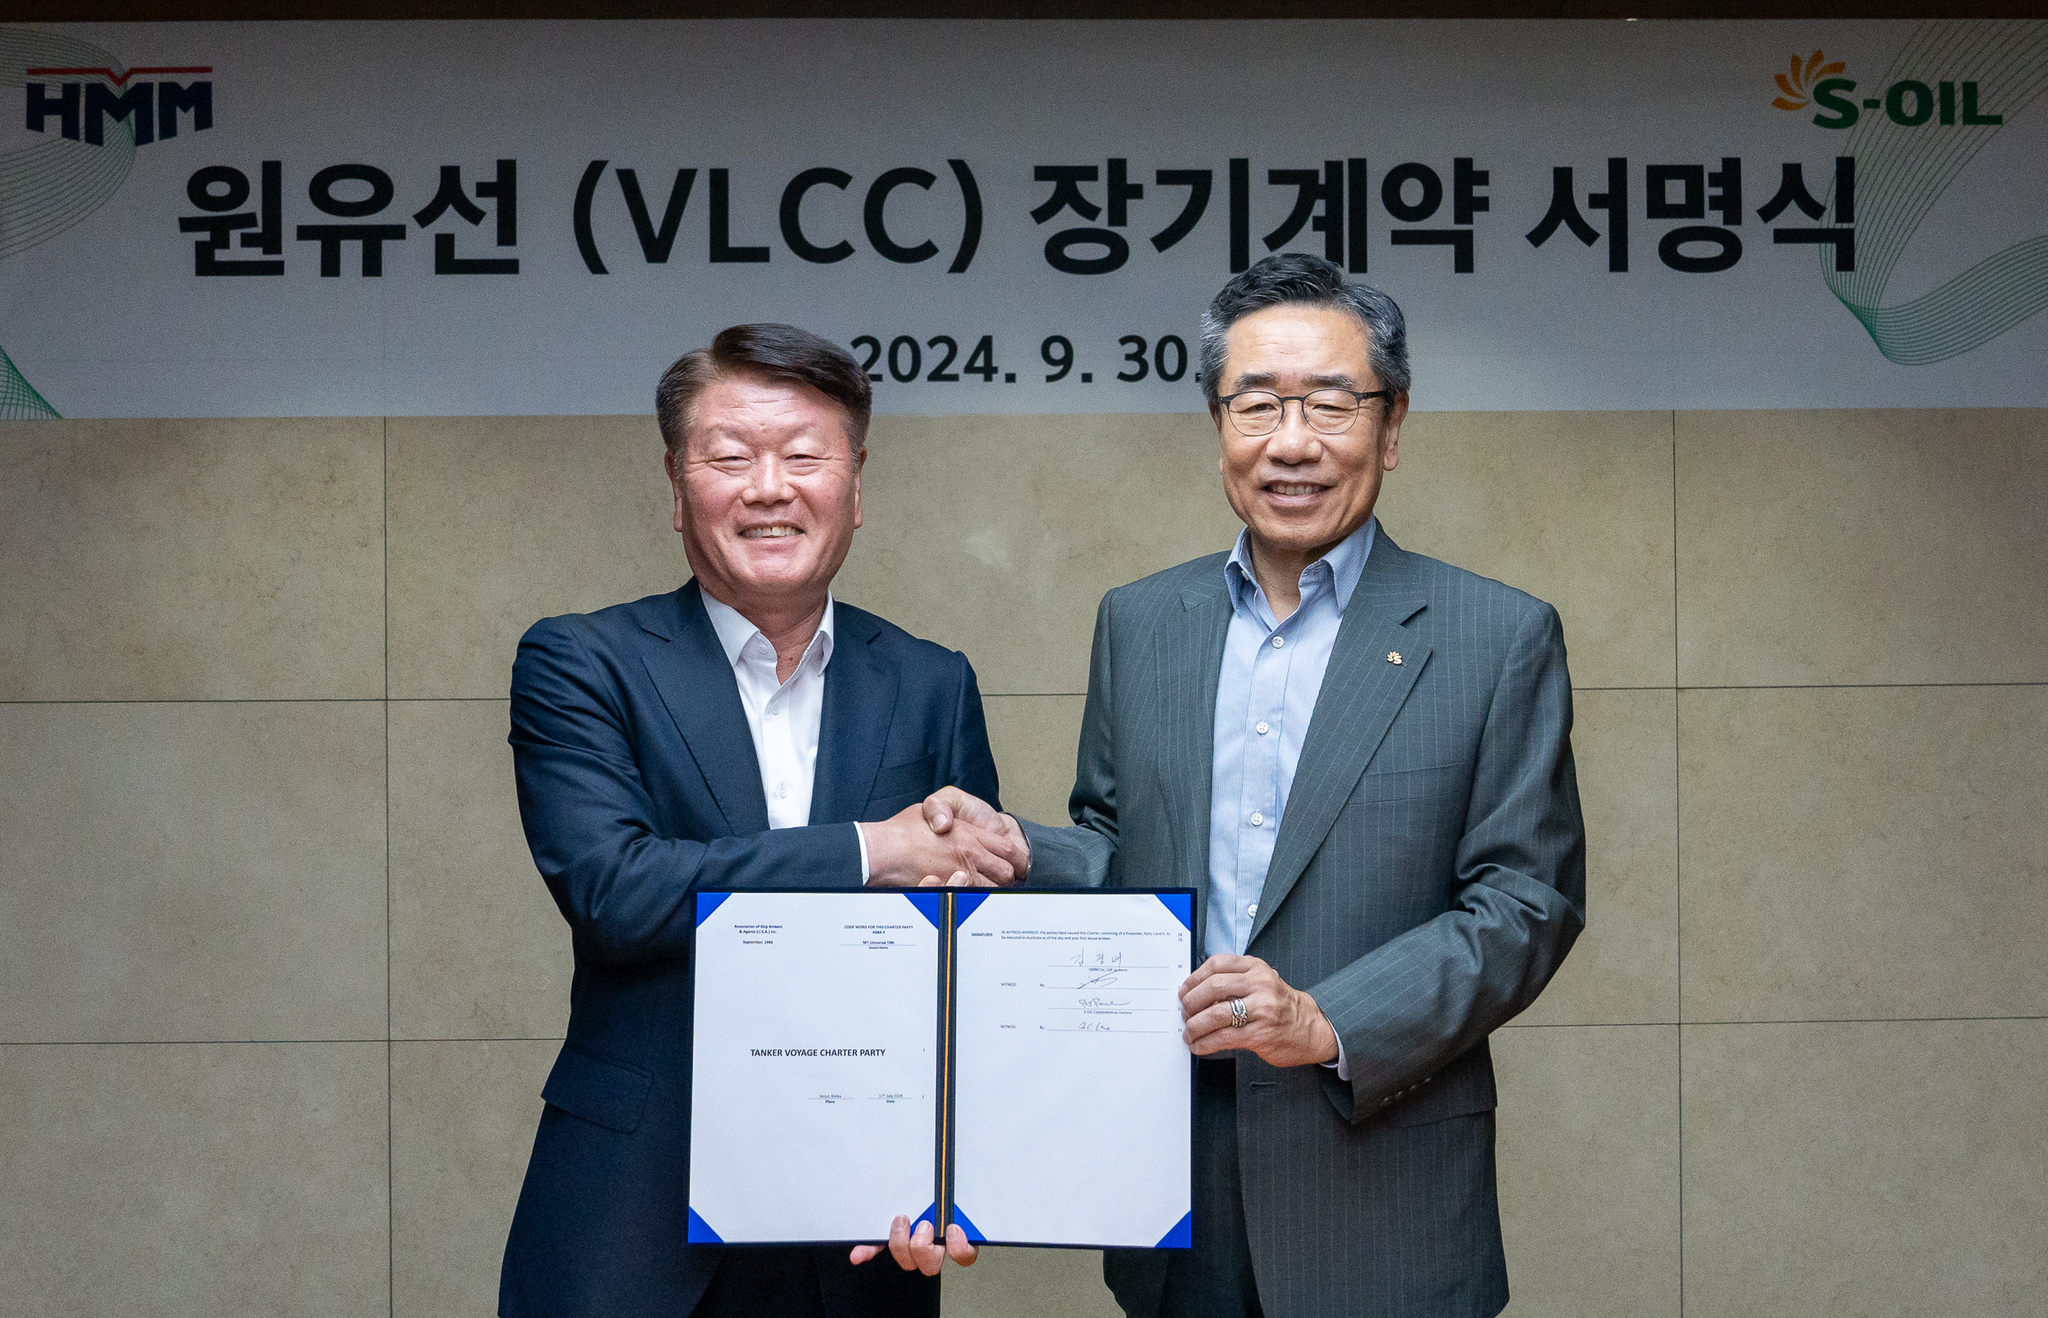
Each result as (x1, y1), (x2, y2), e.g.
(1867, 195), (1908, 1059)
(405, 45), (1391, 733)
(1387, 651), (1403, 665)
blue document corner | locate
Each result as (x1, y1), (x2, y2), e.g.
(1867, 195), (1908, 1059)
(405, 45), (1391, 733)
(1155, 1212), (1192, 1249)
(694, 892), (731, 925)
(1155, 892), (1193, 931)
(905, 892), (945, 929)
(687, 1207), (723, 1244)
(948, 1205), (987, 1243)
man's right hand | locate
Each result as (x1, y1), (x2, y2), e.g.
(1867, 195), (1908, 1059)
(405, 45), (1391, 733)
(863, 798), (1027, 887)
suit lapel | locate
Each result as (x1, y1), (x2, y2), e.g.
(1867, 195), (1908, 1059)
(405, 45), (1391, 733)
(1247, 536), (1430, 949)
(810, 606), (897, 825)
(636, 580), (770, 837)
(1161, 571), (1233, 941)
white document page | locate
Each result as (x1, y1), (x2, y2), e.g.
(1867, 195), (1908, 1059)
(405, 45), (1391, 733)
(688, 891), (940, 1243)
(949, 891), (1193, 1248)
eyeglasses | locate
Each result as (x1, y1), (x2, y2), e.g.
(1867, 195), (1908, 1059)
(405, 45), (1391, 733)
(1217, 388), (1393, 437)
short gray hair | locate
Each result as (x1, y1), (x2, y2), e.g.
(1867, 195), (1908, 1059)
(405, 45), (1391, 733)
(1197, 253), (1410, 407)
(655, 323), (871, 456)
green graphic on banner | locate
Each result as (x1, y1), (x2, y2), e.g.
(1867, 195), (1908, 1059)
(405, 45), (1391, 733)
(1, 26), (141, 418)
(1827, 20), (2048, 364)
(1, 342), (57, 419)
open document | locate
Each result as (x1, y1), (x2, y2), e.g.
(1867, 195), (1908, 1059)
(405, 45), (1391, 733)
(687, 888), (1193, 1250)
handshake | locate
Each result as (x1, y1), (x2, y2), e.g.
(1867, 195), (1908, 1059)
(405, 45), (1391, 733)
(861, 786), (1029, 889)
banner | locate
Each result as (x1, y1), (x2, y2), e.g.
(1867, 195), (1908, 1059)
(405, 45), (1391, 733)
(2, 18), (2044, 419)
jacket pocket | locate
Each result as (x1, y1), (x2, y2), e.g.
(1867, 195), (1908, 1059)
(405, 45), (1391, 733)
(541, 1045), (652, 1133)
(868, 753), (937, 803)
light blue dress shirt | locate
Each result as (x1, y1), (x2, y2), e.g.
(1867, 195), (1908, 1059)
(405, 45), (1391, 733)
(1206, 516), (1376, 960)
(1207, 518), (1375, 1075)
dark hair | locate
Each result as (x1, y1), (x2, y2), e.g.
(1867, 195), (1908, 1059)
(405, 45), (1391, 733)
(655, 323), (872, 455)
(1197, 253), (1410, 407)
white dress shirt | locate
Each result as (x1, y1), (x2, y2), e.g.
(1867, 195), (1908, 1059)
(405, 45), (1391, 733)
(699, 590), (870, 878)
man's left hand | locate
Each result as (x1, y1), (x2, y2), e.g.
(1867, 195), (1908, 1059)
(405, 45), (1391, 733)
(1179, 954), (1338, 1069)
(848, 1215), (978, 1273)
(917, 870), (998, 888)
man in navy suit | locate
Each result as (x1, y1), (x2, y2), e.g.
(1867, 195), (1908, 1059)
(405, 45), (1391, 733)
(498, 324), (1029, 1318)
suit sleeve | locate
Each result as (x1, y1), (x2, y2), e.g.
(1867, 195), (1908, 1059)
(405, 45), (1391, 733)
(509, 615), (865, 967)
(1307, 600), (1587, 1123)
(1017, 590), (1119, 888)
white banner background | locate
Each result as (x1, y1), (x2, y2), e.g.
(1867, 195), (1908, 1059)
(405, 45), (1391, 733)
(2, 18), (2044, 418)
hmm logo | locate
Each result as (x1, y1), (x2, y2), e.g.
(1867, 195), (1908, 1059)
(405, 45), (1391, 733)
(1770, 49), (2003, 130)
(24, 64), (212, 146)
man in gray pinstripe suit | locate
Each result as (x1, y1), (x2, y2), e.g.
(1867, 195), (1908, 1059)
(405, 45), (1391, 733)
(925, 253), (1586, 1318)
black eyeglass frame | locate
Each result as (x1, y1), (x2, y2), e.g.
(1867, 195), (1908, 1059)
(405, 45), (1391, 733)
(1214, 387), (1396, 436)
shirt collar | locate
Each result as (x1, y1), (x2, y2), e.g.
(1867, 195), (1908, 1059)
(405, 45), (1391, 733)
(1223, 516), (1377, 615)
(699, 588), (837, 672)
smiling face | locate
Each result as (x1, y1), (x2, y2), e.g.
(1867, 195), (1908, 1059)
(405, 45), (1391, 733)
(1212, 302), (1407, 574)
(669, 371), (864, 618)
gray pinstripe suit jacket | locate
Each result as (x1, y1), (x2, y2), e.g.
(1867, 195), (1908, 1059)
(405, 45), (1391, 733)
(1020, 527), (1586, 1318)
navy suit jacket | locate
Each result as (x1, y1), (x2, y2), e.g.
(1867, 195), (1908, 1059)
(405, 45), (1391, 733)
(498, 580), (1002, 1318)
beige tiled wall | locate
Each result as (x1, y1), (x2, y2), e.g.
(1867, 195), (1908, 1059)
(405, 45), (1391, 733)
(2, 407), (2042, 1318)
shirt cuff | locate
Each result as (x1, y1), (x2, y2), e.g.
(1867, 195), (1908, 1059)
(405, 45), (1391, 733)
(1320, 1032), (1350, 1082)
(853, 821), (871, 884)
